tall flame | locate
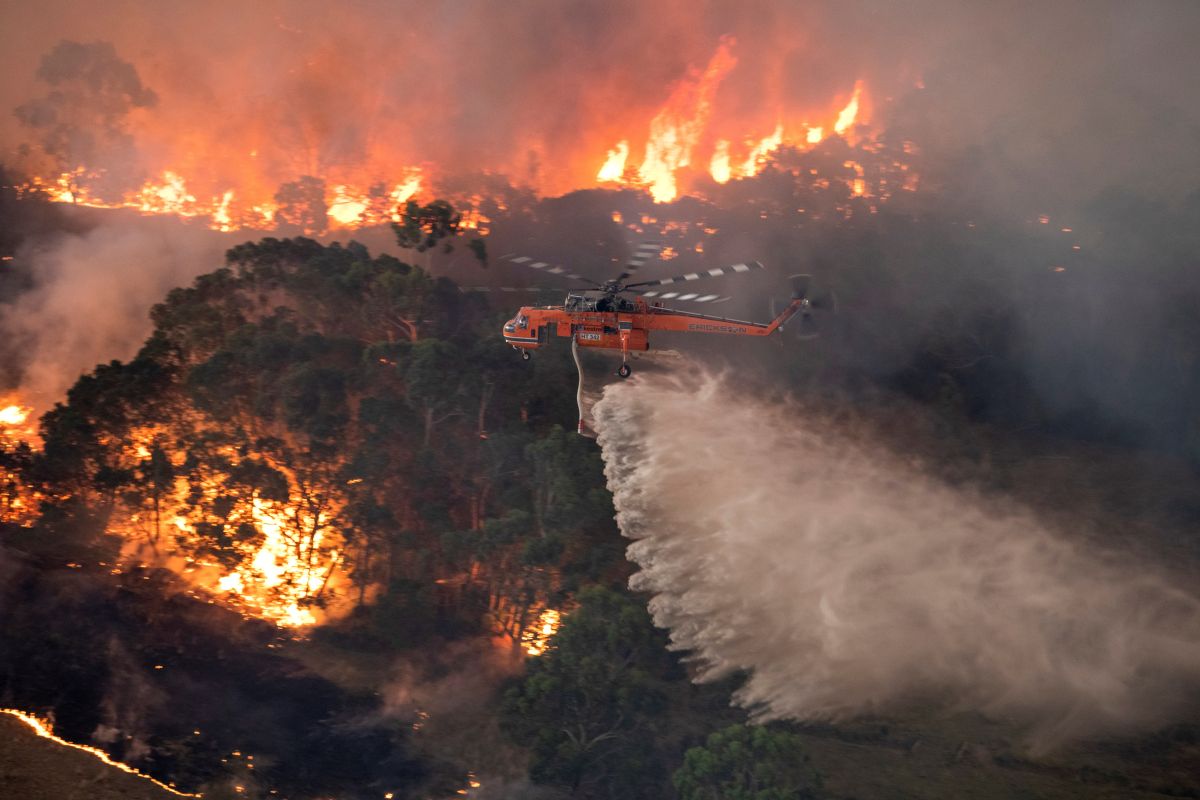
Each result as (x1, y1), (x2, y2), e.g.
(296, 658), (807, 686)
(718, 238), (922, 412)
(637, 36), (738, 202)
(597, 140), (629, 182)
(710, 139), (732, 184)
(834, 81), (863, 136)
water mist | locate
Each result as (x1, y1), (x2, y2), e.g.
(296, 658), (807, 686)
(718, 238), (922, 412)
(593, 369), (1200, 749)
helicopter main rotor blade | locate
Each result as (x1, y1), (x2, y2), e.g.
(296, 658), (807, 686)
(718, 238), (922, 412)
(614, 241), (663, 282)
(633, 290), (731, 304)
(459, 286), (557, 293)
(624, 260), (764, 289)
(499, 253), (600, 288)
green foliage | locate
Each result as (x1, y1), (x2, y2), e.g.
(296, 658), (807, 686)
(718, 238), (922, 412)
(673, 725), (823, 800)
(393, 199), (487, 263)
(13, 230), (631, 660)
(501, 586), (680, 797)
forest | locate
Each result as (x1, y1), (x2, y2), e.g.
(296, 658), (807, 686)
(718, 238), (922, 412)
(2, 95), (1200, 797)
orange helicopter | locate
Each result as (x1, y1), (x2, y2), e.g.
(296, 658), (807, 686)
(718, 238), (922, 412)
(495, 242), (829, 378)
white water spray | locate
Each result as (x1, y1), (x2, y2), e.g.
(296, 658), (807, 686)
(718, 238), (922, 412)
(593, 369), (1200, 748)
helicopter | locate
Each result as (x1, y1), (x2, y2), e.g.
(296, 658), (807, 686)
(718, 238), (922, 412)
(495, 242), (830, 378)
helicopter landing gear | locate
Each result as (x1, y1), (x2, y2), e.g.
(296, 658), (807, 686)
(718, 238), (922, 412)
(520, 349), (531, 361)
(617, 363), (632, 378)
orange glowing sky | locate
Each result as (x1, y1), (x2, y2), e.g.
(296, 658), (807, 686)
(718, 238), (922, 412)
(0, 1), (919, 230)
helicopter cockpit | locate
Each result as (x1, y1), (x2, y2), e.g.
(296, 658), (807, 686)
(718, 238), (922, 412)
(503, 312), (529, 334)
(564, 291), (638, 313)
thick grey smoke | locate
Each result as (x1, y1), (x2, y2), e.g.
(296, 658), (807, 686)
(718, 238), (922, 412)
(593, 369), (1200, 749)
(2, 218), (228, 411)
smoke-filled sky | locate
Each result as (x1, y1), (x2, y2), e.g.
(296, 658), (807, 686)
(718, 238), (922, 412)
(2, 0), (1199, 427)
(594, 369), (1200, 750)
(1, 0), (1198, 203)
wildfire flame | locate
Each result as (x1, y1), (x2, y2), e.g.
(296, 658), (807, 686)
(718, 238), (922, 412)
(172, 490), (342, 628)
(597, 141), (630, 182)
(595, 41), (875, 200)
(0, 404), (29, 427)
(522, 608), (562, 656)
(17, 35), (894, 226)
(0, 395), (37, 445)
(0, 708), (201, 797)
(834, 81), (863, 136)
(29, 168), (425, 234)
(636, 36), (738, 202)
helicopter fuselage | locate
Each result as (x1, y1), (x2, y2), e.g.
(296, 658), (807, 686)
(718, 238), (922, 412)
(502, 294), (805, 360)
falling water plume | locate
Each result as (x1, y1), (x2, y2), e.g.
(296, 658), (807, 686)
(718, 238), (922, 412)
(592, 368), (1200, 750)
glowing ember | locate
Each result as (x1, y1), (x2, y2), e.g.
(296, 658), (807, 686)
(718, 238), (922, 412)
(454, 771), (483, 796)
(1, 708), (200, 797)
(806, 126), (824, 144)
(845, 160), (867, 196)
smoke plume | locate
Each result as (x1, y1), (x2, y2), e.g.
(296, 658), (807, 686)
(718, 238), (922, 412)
(1, 218), (228, 412)
(593, 368), (1200, 749)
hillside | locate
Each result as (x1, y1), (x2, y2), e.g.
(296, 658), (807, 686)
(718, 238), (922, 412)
(0, 711), (187, 800)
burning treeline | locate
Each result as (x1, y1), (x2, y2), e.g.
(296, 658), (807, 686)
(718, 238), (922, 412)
(0, 237), (603, 649)
(3, 19), (913, 235)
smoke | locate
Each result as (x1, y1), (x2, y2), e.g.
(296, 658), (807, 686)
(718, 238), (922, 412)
(593, 368), (1200, 750)
(0, 218), (228, 412)
(379, 640), (532, 795)
(14, 40), (157, 188)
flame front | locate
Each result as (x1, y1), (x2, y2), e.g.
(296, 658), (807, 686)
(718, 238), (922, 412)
(595, 42), (884, 201)
(13, 34), (902, 224)
(0, 708), (200, 797)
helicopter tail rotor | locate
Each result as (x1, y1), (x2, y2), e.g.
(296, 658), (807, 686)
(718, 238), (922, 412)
(790, 273), (811, 300)
(774, 274), (836, 339)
